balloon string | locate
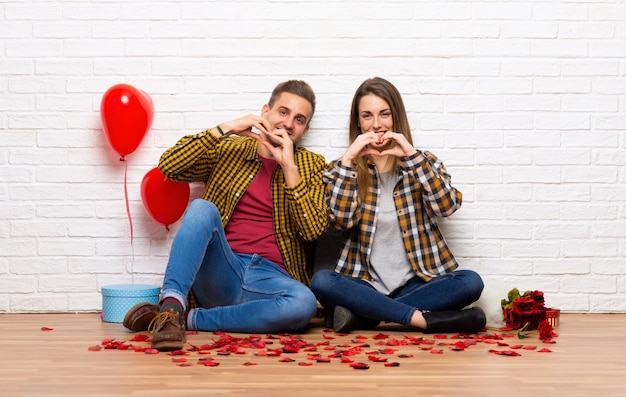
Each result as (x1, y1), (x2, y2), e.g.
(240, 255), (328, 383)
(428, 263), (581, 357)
(130, 237), (135, 284)
(121, 156), (134, 245)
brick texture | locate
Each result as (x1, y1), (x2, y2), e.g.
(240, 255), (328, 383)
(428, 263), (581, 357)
(1, 1), (624, 313)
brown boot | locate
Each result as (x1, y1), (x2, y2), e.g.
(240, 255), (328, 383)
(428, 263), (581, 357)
(148, 308), (186, 351)
(122, 302), (159, 332)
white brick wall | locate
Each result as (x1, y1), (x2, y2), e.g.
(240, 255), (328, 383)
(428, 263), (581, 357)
(1, 0), (624, 314)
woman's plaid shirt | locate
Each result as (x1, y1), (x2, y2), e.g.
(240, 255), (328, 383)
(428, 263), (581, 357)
(158, 129), (329, 286)
(323, 150), (462, 282)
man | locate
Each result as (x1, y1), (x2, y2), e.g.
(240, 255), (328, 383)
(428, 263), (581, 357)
(123, 80), (329, 350)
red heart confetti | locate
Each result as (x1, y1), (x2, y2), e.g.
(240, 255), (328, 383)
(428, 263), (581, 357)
(350, 362), (370, 370)
(89, 320), (558, 370)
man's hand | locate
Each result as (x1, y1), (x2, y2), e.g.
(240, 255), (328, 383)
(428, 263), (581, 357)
(218, 114), (271, 138)
(258, 128), (301, 185)
(217, 115), (302, 185)
(257, 128), (294, 165)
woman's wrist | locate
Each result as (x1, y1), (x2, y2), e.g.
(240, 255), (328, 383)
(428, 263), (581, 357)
(341, 154), (354, 168)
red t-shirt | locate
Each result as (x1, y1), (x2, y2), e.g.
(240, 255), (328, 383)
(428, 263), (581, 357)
(224, 156), (285, 271)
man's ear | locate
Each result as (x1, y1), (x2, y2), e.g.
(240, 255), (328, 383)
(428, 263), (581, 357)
(261, 103), (270, 116)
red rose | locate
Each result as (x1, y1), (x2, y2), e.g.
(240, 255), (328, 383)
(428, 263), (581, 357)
(529, 290), (545, 305)
(503, 307), (525, 329)
(504, 296), (547, 330)
(538, 320), (555, 340)
(512, 297), (538, 315)
(501, 288), (549, 331)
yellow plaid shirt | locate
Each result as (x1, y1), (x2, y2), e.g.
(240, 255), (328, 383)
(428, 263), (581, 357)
(158, 129), (329, 286)
(323, 150), (462, 282)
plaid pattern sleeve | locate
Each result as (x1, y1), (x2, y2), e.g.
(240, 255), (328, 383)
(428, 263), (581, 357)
(402, 150), (462, 217)
(395, 150), (462, 280)
(327, 150), (462, 283)
(323, 160), (360, 228)
(323, 160), (372, 278)
(158, 129), (219, 183)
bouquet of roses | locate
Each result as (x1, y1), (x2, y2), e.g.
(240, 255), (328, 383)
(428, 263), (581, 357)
(500, 288), (547, 331)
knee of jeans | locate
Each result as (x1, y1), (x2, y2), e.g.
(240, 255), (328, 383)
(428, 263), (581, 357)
(469, 270), (485, 292)
(282, 288), (317, 330)
(463, 270), (485, 299)
(183, 199), (220, 226)
(187, 199), (216, 215)
(310, 269), (335, 293)
(295, 288), (317, 315)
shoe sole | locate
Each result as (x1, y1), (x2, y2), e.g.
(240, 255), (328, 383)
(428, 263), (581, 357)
(333, 306), (354, 333)
(122, 302), (158, 332)
(151, 335), (187, 351)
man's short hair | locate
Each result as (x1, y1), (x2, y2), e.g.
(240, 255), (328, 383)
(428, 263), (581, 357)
(268, 80), (316, 123)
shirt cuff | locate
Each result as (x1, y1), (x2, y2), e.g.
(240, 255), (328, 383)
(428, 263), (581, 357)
(335, 159), (358, 180)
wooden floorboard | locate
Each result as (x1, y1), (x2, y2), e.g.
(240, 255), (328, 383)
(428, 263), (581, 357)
(1, 313), (625, 396)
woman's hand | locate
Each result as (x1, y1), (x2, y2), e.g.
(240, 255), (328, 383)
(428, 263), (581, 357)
(341, 131), (385, 166)
(342, 131), (417, 167)
(376, 131), (418, 158)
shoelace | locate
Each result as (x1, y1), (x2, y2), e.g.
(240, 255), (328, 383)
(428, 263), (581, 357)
(147, 310), (178, 334)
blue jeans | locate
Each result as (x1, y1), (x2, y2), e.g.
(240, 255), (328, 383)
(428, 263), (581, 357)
(310, 269), (484, 327)
(161, 199), (317, 333)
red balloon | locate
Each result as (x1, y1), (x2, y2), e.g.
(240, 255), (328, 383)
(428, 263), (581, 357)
(141, 167), (190, 228)
(101, 84), (154, 157)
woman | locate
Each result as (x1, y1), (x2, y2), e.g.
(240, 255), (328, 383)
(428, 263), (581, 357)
(311, 77), (486, 334)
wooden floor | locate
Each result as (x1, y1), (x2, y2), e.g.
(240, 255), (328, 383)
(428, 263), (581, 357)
(1, 313), (625, 397)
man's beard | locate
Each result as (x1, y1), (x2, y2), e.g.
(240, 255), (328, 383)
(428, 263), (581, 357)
(265, 128), (293, 148)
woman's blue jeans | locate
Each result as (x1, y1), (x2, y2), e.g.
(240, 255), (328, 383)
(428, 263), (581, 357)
(310, 269), (484, 327)
(161, 199), (317, 333)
